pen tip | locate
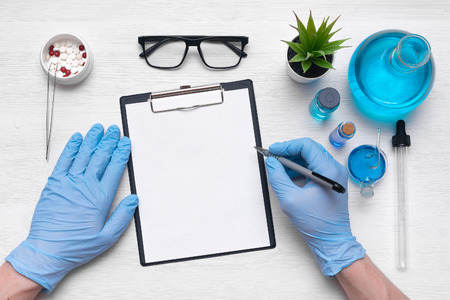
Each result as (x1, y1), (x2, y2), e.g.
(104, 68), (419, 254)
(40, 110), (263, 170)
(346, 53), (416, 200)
(254, 146), (267, 155)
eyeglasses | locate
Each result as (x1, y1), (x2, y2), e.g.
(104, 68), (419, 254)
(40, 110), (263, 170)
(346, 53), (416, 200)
(138, 36), (248, 69)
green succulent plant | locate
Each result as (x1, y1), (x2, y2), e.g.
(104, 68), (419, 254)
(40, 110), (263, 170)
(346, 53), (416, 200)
(284, 11), (350, 73)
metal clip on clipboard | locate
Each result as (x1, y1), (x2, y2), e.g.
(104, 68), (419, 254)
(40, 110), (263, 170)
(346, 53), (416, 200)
(149, 84), (224, 113)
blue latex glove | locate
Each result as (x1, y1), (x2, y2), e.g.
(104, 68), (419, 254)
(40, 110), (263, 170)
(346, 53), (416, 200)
(5, 124), (138, 293)
(265, 138), (365, 276)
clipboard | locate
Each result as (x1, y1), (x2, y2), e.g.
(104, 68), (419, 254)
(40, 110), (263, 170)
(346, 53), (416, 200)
(120, 79), (275, 266)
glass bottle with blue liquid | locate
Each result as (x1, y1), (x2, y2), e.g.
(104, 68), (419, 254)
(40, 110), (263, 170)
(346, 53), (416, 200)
(348, 30), (435, 122)
(348, 129), (387, 198)
(309, 87), (340, 120)
(329, 122), (356, 147)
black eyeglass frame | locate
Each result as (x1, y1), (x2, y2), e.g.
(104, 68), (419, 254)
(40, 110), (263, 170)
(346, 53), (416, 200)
(138, 35), (249, 70)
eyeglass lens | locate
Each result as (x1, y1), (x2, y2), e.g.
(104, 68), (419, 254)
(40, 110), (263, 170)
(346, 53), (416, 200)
(200, 38), (243, 68)
(144, 39), (187, 68)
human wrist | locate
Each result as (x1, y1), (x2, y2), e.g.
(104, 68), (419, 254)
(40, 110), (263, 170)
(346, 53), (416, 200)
(5, 241), (74, 294)
(336, 255), (410, 299)
(306, 236), (366, 276)
(0, 262), (42, 300)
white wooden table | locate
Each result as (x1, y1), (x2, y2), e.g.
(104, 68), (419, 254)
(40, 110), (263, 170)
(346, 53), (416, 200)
(1, 0), (449, 298)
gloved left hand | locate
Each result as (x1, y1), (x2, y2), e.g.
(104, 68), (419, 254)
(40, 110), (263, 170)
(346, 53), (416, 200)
(5, 124), (138, 293)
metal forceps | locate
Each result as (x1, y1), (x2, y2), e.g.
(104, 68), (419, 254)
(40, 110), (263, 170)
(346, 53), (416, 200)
(46, 63), (58, 160)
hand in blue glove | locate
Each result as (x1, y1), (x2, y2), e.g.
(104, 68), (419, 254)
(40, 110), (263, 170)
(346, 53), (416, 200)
(5, 124), (138, 293)
(265, 138), (365, 276)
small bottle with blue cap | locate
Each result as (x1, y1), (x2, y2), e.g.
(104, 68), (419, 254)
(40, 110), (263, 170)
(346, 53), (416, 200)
(309, 87), (340, 120)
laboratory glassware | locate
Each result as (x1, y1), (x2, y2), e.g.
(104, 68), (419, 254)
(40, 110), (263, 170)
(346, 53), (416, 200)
(392, 120), (411, 270)
(348, 30), (435, 122)
(329, 122), (356, 147)
(309, 87), (340, 120)
(348, 129), (387, 198)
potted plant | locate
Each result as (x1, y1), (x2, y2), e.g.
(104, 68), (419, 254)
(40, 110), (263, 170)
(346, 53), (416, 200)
(284, 11), (349, 83)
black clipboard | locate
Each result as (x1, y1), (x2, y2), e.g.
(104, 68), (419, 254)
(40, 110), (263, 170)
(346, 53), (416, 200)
(120, 79), (275, 266)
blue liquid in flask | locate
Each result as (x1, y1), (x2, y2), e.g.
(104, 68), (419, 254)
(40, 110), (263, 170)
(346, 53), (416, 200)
(348, 30), (435, 122)
(348, 145), (387, 198)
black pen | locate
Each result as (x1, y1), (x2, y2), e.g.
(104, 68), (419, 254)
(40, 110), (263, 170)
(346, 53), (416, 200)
(255, 146), (346, 194)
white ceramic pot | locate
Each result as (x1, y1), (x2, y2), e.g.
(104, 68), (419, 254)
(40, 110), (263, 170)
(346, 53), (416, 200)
(286, 60), (332, 83)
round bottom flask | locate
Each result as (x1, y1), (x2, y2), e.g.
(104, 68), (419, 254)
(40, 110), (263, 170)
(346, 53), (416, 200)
(348, 30), (435, 122)
(348, 145), (387, 198)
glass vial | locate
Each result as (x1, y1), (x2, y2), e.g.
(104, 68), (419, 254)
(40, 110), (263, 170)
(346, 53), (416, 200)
(329, 122), (356, 147)
(309, 87), (340, 120)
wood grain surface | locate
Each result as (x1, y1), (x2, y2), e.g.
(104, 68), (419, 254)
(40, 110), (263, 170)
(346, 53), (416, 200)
(1, 0), (449, 299)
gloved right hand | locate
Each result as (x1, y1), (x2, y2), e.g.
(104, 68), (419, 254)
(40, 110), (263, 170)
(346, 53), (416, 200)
(265, 138), (365, 276)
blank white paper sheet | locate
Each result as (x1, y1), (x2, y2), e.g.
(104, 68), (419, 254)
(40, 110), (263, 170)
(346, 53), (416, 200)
(125, 86), (272, 264)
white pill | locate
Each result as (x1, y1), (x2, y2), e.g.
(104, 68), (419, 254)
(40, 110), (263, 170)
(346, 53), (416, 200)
(76, 53), (82, 60)
(69, 53), (76, 60)
(65, 64), (72, 70)
(53, 47), (60, 52)
(54, 43), (60, 48)
(61, 53), (68, 60)
(74, 47), (80, 54)
(50, 63), (56, 70)
(60, 46), (66, 53)
(72, 60), (78, 67)
(46, 54), (50, 61)
(60, 40), (66, 46)
(67, 48), (73, 54)
(51, 57), (59, 63)
(60, 61), (66, 67)
(66, 40), (72, 46)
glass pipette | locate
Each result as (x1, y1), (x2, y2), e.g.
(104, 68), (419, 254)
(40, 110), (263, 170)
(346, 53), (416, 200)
(392, 120), (411, 270)
(368, 128), (381, 169)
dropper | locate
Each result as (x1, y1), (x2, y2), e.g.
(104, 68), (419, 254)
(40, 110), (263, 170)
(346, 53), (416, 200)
(392, 120), (411, 270)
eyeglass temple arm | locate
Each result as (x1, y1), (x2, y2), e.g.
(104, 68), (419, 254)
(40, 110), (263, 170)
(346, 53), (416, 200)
(139, 39), (170, 58)
(139, 39), (248, 58)
(223, 41), (248, 57)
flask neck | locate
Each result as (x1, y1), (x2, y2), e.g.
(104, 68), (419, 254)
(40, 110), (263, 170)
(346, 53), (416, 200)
(389, 34), (431, 74)
(360, 179), (374, 198)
